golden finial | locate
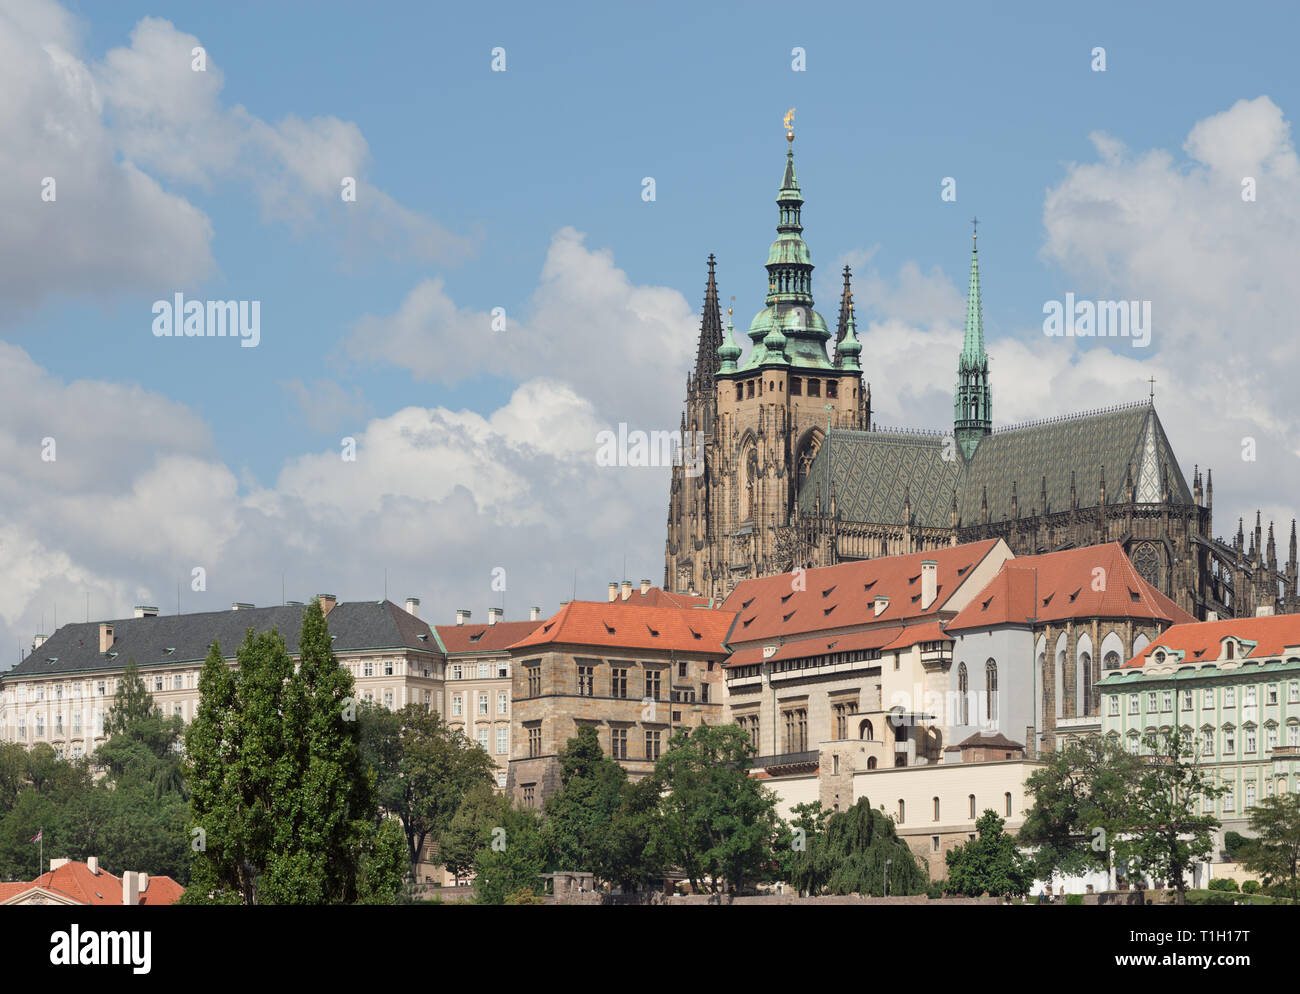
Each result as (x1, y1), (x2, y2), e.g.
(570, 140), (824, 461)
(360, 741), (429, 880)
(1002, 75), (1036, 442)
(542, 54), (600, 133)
(729, 294), (735, 317)
(784, 108), (796, 142)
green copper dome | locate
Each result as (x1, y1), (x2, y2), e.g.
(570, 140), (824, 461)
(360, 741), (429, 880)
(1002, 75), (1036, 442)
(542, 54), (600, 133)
(838, 305), (862, 371)
(718, 315), (742, 372)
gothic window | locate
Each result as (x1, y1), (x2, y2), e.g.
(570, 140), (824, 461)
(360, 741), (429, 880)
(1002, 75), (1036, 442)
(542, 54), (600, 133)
(791, 377), (802, 396)
(1132, 542), (1161, 588)
(958, 663), (969, 725)
(743, 449), (758, 521)
(1080, 653), (1093, 716)
(1104, 650), (1120, 671)
(986, 660), (999, 722)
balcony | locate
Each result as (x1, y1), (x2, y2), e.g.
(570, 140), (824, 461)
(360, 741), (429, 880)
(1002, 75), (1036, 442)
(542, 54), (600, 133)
(749, 750), (819, 773)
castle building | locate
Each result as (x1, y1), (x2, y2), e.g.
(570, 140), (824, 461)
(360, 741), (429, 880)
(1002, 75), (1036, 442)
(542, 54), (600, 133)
(665, 127), (1298, 621)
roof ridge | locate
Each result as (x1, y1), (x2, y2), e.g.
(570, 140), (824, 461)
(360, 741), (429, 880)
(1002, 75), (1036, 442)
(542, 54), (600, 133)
(990, 399), (1149, 434)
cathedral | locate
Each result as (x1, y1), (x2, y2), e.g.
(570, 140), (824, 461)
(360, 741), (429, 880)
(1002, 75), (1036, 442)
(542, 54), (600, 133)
(664, 126), (1298, 621)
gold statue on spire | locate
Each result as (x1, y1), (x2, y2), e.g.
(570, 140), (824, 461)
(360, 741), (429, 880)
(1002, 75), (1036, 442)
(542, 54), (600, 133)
(784, 107), (796, 142)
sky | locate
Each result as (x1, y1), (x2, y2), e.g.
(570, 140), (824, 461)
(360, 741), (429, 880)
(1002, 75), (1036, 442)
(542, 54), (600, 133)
(3, 0), (1300, 666)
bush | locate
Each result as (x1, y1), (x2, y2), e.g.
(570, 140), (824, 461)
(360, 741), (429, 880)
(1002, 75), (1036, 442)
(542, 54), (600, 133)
(504, 887), (546, 905)
(1203, 892), (1234, 906)
(1241, 880), (1261, 895)
(1065, 894), (1084, 906)
(1208, 878), (1239, 893)
(925, 880), (946, 900)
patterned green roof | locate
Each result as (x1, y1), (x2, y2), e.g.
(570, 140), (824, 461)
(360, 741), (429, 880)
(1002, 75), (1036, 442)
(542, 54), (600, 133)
(798, 429), (960, 527)
(797, 402), (1193, 528)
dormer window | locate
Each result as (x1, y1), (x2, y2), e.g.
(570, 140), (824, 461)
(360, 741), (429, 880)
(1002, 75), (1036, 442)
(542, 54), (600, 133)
(1154, 651), (1166, 663)
(1226, 641), (1235, 660)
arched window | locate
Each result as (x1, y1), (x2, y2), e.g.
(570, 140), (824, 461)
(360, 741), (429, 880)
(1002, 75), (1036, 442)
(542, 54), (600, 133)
(1004, 792), (1012, 816)
(898, 799), (905, 824)
(1104, 651), (1120, 671)
(958, 663), (970, 725)
(933, 796), (941, 822)
(867, 756), (877, 770)
(859, 719), (874, 741)
(986, 660), (998, 722)
(1081, 653), (1093, 716)
(968, 794), (976, 818)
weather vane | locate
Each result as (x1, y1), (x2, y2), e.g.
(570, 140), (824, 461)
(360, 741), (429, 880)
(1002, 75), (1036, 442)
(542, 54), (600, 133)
(784, 108), (796, 141)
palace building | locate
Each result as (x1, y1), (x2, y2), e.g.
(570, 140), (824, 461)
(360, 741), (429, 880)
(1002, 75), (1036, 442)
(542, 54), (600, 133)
(664, 125), (1298, 621)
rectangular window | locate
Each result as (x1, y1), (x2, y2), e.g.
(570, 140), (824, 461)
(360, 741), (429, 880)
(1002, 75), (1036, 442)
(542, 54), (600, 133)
(523, 785), (535, 807)
(16, 718), (25, 740)
(826, 380), (838, 399)
(1223, 789), (1235, 813)
(1246, 783), (1257, 809)
(701, 683), (709, 703)
(154, 677), (164, 692)
(424, 690), (431, 711)
(452, 665), (462, 680)
(646, 670), (662, 701)
(1246, 728), (1257, 753)
(174, 674), (184, 690)
(96, 681), (106, 696)
(807, 379), (820, 397)
(1147, 692), (1158, 712)
(790, 378), (802, 396)
(1224, 729), (1235, 754)
(1161, 691), (1172, 712)
(782, 707), (808, 752)
(384, 660), (394, 676)
(496, 771), (507, 788)
(1246, 686), (1257, 706)
(645, 729), (661, 761)
(1128, 694), (1139, 714)
(1268, 726), (1278, 751)
(1225, 687), (1236, 708)
(528, 664), (542, 698)
(1108, 695), (1120, 716)
(478, 693), (488, 716)
(1202, 730), (1214, 756)
(611, 668), (628, 699)
(1290, 724), (1299, 748)
(54, 714), (63, 734)
(73, 711), (82, 733)
(1181, 689), (1193, 710)
(1268, 684), (1279, 705)
(1204, 688), (1214, 708)
(477, 727), (489, 751)
(527, 725), (542, 758)
(95, 712), (104, 735)
(611, 728), (628, 760)
(497, 692), (508, 714)
(364, 661), (374, 677)
(577, 665), (595, 697)
(452, 695), (462, 716)
(931, 835), (940, 853)
(478, 663), (490, 679)
(173, 704), (183, 718)
(383, 691), (393, 710)
(497, 662), (509, 679)
(496, 727), (508, 754)
(1290, 681), (1300, 704)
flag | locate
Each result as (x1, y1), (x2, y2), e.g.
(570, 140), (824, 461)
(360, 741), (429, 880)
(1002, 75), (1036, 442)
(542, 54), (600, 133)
(29, 829), (42, 843)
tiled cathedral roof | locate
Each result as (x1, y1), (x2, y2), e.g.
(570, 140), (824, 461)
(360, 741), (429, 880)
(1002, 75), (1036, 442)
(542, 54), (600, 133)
(797, 429), (960, 527)
(797, 402), (1192, 529)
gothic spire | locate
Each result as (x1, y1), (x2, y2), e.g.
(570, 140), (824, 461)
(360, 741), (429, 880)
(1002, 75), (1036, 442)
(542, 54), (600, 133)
(694, 253), (723, 387)
(954, 221), (991, 460)
(835, 265), (854, 354)
(837, 303), (862, 372)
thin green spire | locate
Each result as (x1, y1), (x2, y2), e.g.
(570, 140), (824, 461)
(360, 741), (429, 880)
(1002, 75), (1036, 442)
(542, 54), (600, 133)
(954, 221), (991, 459)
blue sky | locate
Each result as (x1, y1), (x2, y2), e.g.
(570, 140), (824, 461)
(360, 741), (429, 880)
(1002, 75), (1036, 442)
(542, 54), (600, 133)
(3, 0), (1300, 657)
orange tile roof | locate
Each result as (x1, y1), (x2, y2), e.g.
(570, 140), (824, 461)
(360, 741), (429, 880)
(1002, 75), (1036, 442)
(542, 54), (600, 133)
(721, 540), (1003, 645)
(947, 543), (1194, 631)
(615, 588), (713, 609)
(726, 626), (907, 668)
(508, 600), (735, 655)
(2, 861), (183, 905)
(436, 620), (542, 654)
(1123, 613), (1300, 668)
(882, 621), (952, 650)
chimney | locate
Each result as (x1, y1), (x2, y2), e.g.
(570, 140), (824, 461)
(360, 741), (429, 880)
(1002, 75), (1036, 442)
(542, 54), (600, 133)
(874, 595), (889, 618)
(529, 606), (541, 622)
(405, 597), (420, 618)
(456, 609), (471, 626)
(50, 858), (69, 872)
(33, 634), (47, 650)
(488, 607), (503, 626)
(98, 623), (114, 653)
(123, 870), (140, 906)
(920, 561), (937, 611)
(608, 582), (618, 602)
(1256, 605), (1275, 617)
(1206, 610), (1219, 623)
(621, 580), (633, 601)
(231, 602), (255, 611)
(87, 856), (99, 875)
(640, 579), (651, 595)
(318, 594), (337, 616)
(138, 872), (149, 895)
(133, 605), (158, 619)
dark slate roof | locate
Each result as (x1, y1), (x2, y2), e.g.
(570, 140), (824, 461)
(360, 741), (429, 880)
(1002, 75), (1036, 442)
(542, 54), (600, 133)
(958, 402), (1191, 523)
(2, 600), (438, 679)
(797, 402), (1192, 530)
(798, 429), (960, 528)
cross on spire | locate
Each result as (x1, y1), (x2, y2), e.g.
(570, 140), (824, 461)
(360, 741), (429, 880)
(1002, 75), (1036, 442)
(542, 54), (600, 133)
(971, 216), (979, 242)
(1148, 376), (1156, 402)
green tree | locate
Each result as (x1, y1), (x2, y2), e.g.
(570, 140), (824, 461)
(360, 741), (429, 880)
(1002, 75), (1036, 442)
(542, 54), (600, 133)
(1020, 735), (1139, 884)
(473, 799), (546, 905)
(785, 798), (925, 897)
(945, 809), (1031, 898)
(650, 724), (780, 894)
(777, 801), (831, 894)
(1239, 794), (1300, 902)
(356, 817), (409, 904)
(360, 702), (495, 872)
(1112, 730), (1224, 898)
(543, 726), (628, 872)
(594, 775), (665, 892)
(440, 782), (500, 884)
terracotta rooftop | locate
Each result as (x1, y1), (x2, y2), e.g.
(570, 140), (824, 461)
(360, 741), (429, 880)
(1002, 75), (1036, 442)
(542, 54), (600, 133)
(1122, 613), (1300, 668)
(0, 860), (184, 905)
(508, 600), (735, 654)
(947, 543), (1193, 631)
(721, 540), (1003, 645)
(435, 620), (542, 654)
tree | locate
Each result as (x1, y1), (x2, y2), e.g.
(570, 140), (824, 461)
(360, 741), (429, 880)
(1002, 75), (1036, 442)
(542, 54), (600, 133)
(183, 599), (386, 904)
(1239, 794), (1300, 902)
(649, 724), (780, 894)
(440, 783), (500, 885)
(473, 798), (546, 905)
(1020, 735), (1139, 885)
(594, 775), (665, 893)
(356, 817), (409, 904)
(945, 810), (1031, 898)
(1112, 730), (1224, 898)
(359, 702), (496, 872)
(783, 798), (926, 896)
(776, 801), (831, 894)
(543, 725), (628, 872)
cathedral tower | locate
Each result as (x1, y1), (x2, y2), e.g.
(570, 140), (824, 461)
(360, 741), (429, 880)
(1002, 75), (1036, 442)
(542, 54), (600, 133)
(954, 225), (991, 459)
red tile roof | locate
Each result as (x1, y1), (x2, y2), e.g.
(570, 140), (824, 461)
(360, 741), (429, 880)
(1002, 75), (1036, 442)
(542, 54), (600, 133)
(436, 620), (542, 654)
(508, 601), (735, 655)
(947, 543), (1194, 631)
(1, 861), (184, 905)
(721, 540), (1003, 645)
(725, 622), (953, 669)
(1123, 613), (1300, 668)
(615, 588), (713, 609)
